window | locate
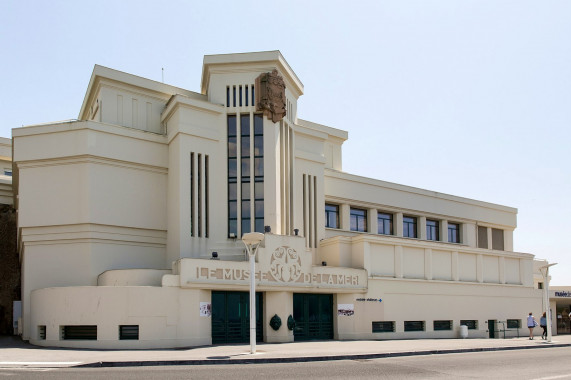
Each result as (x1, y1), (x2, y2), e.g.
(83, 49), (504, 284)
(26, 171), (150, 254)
(228, 114), (264, 237)
(378, 212), (393, 235)
(507, 319), (521, 329)
(38, 325), (46, 340)
(350, 208), (367, 232)
(477, 226), (488, 248)
(448, 223), (460, 243)
(325, 204), (339, 229)
(460, 320), (478, 330)
(403, 216), (417, 238)
(538, 282), (544, 290)
(404, 321), (425, 332)
(492, 228), (504, 250)
(433, 320), (452, 331)
(372, 321), (395, 333)
(61, 325), (97, 340)
(119, 325), (139, 340)
(426, 219), (439, 241)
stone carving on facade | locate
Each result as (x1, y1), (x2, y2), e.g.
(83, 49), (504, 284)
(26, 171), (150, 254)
(255, 69), (287, 123)
(269, 246), (302, 282)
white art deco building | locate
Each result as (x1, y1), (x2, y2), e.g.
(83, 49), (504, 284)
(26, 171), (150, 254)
(12, 51), (554, 348)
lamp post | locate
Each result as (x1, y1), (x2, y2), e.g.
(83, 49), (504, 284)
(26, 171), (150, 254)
(242, 232), (264, 354)
(539, 262), (557, 343)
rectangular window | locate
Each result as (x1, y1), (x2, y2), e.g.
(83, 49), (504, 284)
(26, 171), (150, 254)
(426, 219), (439, 241)
(377, 212), (393, 235)
(507, 319), (521, 329)
(460, 320), (478, 330)
(448, 223), (460, 243)
(325, 204), (339, 229)
(38, 325), (46, 340)
(403, 216), (417, 238)
(119, 325), (139, 340)
(477, 226), (488, 248)
(433, 320), (452, 331)
(372, 321), (395, 333)
(492, 228), (504, 250)
(228, 113), (263, 237)
(61, 325), (97, 340)
(350, 208), (367, 232)
(538, 282), (544, 290)
(404, 321), (425, 332)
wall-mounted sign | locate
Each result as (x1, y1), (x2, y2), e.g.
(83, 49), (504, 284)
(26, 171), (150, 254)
(338, 304), (354, 316)
(356, 298), (382, 302)
(554, 291), (571, 297)
(200, 302), (211, 317)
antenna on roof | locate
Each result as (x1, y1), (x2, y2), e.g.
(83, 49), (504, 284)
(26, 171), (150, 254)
(162, 68), (164, 83)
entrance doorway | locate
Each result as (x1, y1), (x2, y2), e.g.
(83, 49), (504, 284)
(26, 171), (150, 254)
(293, 293), (333, 341)
(488, 320), (496, 338)
(556, 305), (570, 335)
(211, 291), (263, 344)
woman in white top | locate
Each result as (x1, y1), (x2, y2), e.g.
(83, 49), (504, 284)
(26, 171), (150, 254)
(527, 312), (538, 340)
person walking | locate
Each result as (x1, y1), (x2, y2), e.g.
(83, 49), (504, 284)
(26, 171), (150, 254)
(527, 312), (538, 340)
(540, 312), (547, 340)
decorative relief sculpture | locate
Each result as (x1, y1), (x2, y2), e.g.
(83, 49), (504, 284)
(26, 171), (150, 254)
(255, 69), (287, 123)
(269, 246), (302, 283)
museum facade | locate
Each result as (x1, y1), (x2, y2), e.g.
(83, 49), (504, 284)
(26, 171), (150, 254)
(12, 51), (552, 348)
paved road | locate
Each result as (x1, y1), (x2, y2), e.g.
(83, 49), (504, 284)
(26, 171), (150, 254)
(2, 347), (571, 379)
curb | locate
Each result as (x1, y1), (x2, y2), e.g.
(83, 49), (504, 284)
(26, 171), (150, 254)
(75, 342), (571, 368)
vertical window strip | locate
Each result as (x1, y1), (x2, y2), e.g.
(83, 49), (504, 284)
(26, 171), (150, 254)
(251, 84), (255, 107)
(205, 155), (209, 238)
(198, 154), (202, 237)
(233, 86), (236, 107)
(239, 85), (243, 107)
(313, 175), (317, 248)
(190, 153), (195, 237)
(228, 115), (238, 238)
(245, 85), (249, 107)
(308, 175), (313, 248)
(226, 86), (230, 107)
(303, 174), (307, 247)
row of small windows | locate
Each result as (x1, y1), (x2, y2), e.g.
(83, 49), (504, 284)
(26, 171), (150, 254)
(372, 319), (520, 333)
(38, 325), (139, 340)
(326, 204), (461, 244)
(227, 84), (255, 108)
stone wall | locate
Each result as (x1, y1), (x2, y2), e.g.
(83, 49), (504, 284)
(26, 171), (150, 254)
(0, 204), (18, 335)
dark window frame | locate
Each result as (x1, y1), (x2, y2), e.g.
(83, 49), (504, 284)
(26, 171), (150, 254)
(350, 207), (367, 232)
(460, 320), (478, 330)
(426, 219), (439, 241)
(325, 204), (339, 229)
(433, 320), (453, 331)
(404, 321), (425, 332)
(372, 321), (395, 333)
(377, 212), (393, 235)
(448, 222), (460, 243)
(403, 216), (417, 238)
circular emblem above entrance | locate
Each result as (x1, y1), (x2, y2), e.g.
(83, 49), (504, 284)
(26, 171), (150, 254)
(269, 246), (302, 282)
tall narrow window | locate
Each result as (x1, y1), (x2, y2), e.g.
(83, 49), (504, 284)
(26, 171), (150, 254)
(403, 216), (417, 238)
(228, 113), (263, 237)
(325, 204), (339, 229)
(253, 114), (264, 233)
(448, 223), (460, 243)
(478, 226), (488, 248)
(350, 208), (367, 232)
(492, 228), (504, 250)
(228, 115), (238, 237)
(245, 86), (249, 107)
(426, 219), (439, 241)
(190, 153), (195, 237)
(378, 212), (393, 235)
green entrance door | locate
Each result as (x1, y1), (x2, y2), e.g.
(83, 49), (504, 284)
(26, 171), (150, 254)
(211, 291), (263, 344)
(488, 320), (496, 338)
(293, 293), (333, 341)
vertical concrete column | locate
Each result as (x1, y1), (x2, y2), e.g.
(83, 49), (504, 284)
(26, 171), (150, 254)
(419, 216), (427, 240)
(486, 227), (493, 250)
(395, 245), (403, 278)
(504, 230), (514, 251)
(395, 212), (404, 237)
(452, 251), (459, 281)
(368, 209), (378, 235)
(476, 254), (484, 283)
(463, 223), (476, 248)
(362, 241), (371, 272)
(340, 204), (350, 231)
(499, 256), (506, 284)
(440, 220), (448, 242)
(424, 248), (432, 280)
(264, 291), (294, 343)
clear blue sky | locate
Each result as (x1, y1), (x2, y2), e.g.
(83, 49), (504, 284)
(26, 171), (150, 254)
(1, 1), (569, 285)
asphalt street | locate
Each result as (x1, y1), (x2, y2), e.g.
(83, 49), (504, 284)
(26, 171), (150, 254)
(2, 346), (570, 379)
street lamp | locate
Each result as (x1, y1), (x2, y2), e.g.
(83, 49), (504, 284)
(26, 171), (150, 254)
(539, 262), (557, 343)
(242, 232), (264, 354)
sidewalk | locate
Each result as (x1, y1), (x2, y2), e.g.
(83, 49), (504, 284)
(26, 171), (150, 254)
(1, 335), (570, 368)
